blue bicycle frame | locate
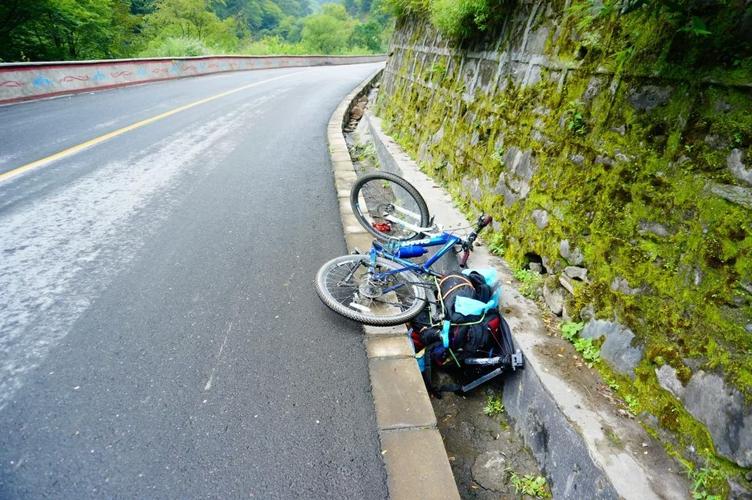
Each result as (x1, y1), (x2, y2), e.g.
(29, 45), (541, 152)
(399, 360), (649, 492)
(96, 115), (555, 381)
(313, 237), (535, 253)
(368, 232), (461, 280)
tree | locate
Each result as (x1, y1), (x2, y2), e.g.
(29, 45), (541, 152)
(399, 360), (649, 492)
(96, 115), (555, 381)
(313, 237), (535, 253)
(350, 19), (382, 51)
(0, 0), (136, 61)
(301, 3), (354, 53)
(141, 0), (238, 49)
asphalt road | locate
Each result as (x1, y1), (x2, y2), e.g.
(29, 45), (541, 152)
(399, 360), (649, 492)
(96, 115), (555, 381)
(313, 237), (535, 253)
(0, 63), (388, 498)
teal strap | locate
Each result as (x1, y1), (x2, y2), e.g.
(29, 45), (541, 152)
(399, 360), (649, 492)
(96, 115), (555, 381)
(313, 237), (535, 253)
(441, 320), (450, 348)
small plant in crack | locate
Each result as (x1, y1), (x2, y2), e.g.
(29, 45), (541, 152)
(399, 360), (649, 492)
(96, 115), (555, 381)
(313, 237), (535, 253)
(508, 471), (551, 498)
(513, 268), (543, 299)
(483, 394), (505, 417)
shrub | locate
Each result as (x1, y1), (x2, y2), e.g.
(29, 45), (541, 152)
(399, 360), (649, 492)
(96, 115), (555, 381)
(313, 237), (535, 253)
(139, 36), (211, 57)
(429, 0), (492, 40)
(385, 0), (512, 41)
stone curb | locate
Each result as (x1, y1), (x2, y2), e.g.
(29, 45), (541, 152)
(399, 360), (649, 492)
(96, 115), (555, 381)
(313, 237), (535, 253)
(364, 113), (691, 500)
(326, 69), (461, 500)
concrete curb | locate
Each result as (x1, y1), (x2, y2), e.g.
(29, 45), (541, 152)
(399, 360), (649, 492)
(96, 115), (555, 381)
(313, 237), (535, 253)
(0, 55), (386, 105)
(326, 70), (461, 500)
(364, 113), (691, 500)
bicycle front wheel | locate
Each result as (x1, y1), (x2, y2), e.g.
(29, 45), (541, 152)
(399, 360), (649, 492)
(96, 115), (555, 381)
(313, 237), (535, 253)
(350, 172), (430, 242)
(315, 254), (427, 326)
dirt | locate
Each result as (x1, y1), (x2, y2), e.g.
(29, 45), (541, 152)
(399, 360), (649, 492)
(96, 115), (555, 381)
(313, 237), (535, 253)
(430, 372), (547, 499)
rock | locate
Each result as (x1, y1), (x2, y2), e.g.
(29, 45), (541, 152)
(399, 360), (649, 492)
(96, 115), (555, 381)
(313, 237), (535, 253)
(471, 451), (507, 491)
(728, 148), (752, 186)
(583, 76), (605, 102)
(494, 147), (537, 206)
(541, 256), (553, 274)
(683, 371), (752, 467)
(727, 477), (752, 499)
(706, 182), (752, 209)
(595, 155), (615, 167)
(529, 262), (544, 274)
(581, 320), (644, 377)
(611, 124), (626, 136)
(543, 279), (565, 316)
(564, 266), (588, 282)
(561, 303), (572, 321)
(655, 365), (685, 399)
(746, 323), (752, 334)
(350, 106), (364, 121)
(580, 304), (595, 321)
(638, 221), (672, 238)
(570, 153), (585, 165)
(559, 274), (576, 295)
(741, 281), (752, 295)
(532, 209), (549, 229)
(611, 277), (645, 296)
(431, 127), (445, 145)
(693, 268), (703, 287)
(627, 85), (673, 112)
(559, 240), (584, 266)
(462, 176), (482, 201)
(714, 99), (733, 113)
(704, 134), (729, 150)
(615, 151), (631, 163)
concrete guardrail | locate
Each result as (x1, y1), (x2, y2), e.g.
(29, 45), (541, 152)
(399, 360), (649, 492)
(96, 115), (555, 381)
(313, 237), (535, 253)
(0, 54), (386, 105)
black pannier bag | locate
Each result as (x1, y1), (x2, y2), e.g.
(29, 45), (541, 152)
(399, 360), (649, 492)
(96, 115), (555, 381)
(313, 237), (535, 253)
(409, 271), (524, 396)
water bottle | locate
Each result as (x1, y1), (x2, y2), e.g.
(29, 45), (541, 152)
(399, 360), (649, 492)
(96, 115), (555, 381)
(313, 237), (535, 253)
(396, 245), (427, 258)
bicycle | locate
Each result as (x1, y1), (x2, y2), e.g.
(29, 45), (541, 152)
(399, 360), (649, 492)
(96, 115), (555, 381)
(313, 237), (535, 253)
(315, 171), (493, 326)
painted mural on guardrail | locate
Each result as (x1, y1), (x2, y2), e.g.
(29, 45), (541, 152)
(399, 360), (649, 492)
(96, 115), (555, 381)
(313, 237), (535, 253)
(0, 55), (385, 104)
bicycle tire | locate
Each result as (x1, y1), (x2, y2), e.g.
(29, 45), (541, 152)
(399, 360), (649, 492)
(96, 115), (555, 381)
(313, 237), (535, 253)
(350, 172), (431, 242)
(315, 254), (427, 326)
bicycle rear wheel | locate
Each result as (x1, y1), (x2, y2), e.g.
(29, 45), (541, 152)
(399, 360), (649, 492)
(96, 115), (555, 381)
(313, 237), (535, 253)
(315, 254), (427, 326)
(350, 172), (430, 242)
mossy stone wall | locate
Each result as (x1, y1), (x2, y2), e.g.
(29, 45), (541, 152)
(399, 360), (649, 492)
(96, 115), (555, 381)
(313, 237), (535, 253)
(375, 1), (752, 474)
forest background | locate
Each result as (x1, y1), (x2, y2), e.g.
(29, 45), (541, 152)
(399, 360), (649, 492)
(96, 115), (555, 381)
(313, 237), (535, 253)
(0, 0), (393, 62)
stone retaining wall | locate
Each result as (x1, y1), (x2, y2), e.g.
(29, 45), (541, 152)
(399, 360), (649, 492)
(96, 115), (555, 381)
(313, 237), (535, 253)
(375, 1), (751, 487)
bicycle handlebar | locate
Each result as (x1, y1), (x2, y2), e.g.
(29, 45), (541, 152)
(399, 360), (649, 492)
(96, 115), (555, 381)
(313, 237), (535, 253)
(459, 214), (493, 267)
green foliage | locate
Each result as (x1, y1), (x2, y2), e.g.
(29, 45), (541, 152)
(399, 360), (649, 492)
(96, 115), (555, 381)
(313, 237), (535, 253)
(385, 0), (511, 41)
(513, 268), (543, 299)
(483, 394), (504, 417)
(560, 321), (584, 342)
(509, 472), (550, 498)
(140, 0), (239, 51)
(624, 394), (640, 415)
(573, 337), (600, 366)
(559, 321), (599, 366)
(1, 0), (392, 61)
(0, 0), (137, 61)
(490, 145), (504, 164)
(301, 4), (355, 53)
(139, 35), (210, 56)
(689, 465), (725, 500)
(564, 100), (587, 136)
(350, 19), (384, 52)
(485, 231), (505, 256)
(383, 0), (429, 17)
(428, 0), (491, 40)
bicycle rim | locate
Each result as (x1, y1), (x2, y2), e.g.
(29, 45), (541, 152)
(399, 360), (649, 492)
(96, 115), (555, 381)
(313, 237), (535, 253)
(350, 172), (430, 242)
(315, 255), (427, 326)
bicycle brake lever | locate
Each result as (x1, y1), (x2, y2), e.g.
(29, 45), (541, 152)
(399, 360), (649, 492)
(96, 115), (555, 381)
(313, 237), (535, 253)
(459, 249), (470, 268)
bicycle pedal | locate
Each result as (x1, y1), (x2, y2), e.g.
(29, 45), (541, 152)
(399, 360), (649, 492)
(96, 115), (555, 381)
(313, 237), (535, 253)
(511, 350), (525, 370)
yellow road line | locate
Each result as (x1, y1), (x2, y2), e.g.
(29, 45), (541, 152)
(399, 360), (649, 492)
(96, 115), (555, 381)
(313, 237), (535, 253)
(0, 70), (305, 184)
